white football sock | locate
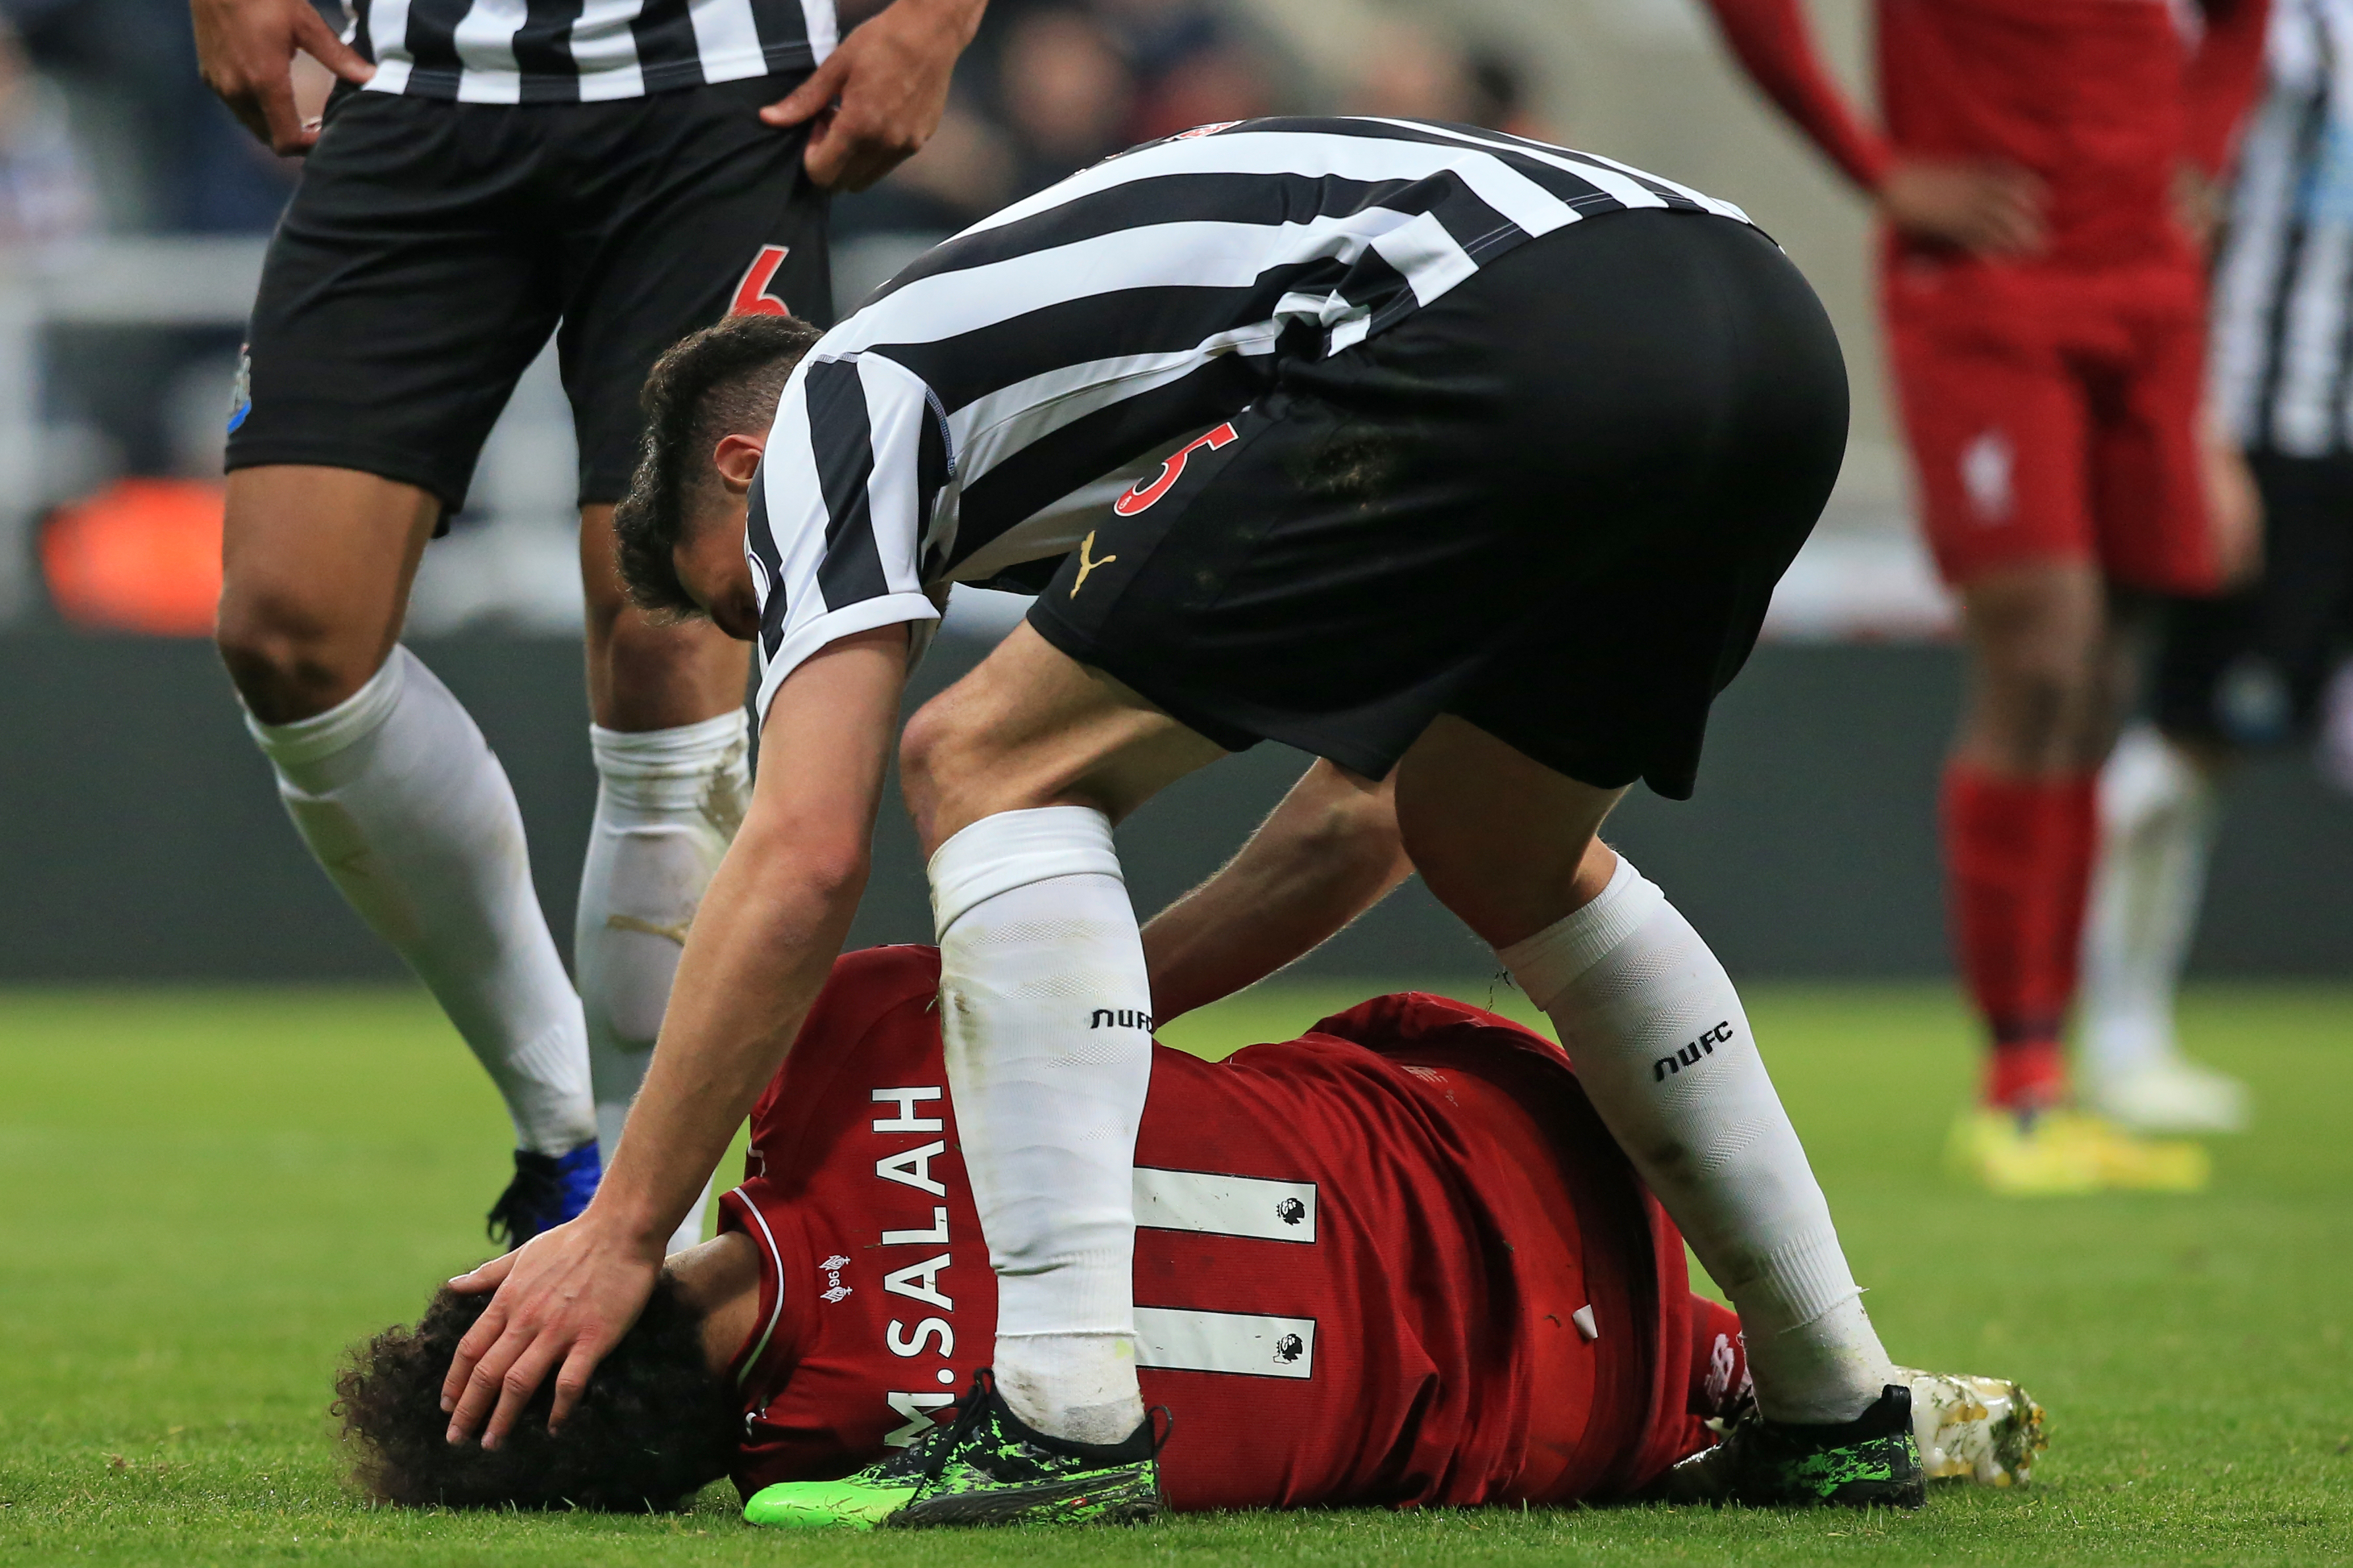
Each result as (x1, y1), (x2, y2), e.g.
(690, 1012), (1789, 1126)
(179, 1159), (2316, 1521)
(931, 805), (1151, 1446)
(1499, 853), (1896, 1424)
(2082, 724), (2219, 1079)
(245, 646), (593, 1156)
(574, 711), (748, 1253)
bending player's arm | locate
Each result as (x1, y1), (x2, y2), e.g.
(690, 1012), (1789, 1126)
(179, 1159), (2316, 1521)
(1143, 760), (1414, 1022)
(439, 627), (908, 1451)
(761, 0), (988, 190)
(1696, 0), (2045, 256)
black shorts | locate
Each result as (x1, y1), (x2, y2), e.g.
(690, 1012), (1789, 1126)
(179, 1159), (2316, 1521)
(228, 77), (831, 517)
(2152, 450), (2353, 747)
(1025, 211), (1846, 798)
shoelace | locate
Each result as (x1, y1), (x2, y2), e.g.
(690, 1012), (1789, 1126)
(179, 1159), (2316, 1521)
(908, 1369), (1005, 1482)
(905, 1370), (1176, 1482)
(484, 1158), (562, 1247)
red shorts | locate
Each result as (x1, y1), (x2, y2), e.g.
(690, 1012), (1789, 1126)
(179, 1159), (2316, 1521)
(1885, 257), (2219, 595)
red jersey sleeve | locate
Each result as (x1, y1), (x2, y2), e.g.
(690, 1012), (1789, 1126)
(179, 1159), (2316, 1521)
(2184, 0), (2271, 177)
(1698, 0), (1895, 190)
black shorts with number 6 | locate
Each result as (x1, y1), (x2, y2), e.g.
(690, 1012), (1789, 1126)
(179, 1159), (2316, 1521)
(228, 76), (831, 518)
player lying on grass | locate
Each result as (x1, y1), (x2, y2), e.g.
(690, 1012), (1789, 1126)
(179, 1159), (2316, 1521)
(448, 117), (1933, 1523)
(341, 946), (2045, 1519)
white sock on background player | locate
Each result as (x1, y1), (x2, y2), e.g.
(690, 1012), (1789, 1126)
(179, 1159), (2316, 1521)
(1498, 853), (1896, 1426)
(244, 645), (594, 1157)
(575, 711), (749, 1254)
(2080, 723), (2217, 1079)
(930, 805), (1151, 1447)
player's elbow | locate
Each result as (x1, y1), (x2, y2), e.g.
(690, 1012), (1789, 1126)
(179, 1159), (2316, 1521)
(1290, 763), (1410, 883)
(793, 838), (872, 903)
(742, 809), (872, 906)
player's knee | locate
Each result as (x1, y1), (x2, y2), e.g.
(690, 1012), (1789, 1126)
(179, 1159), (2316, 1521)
(214, 581), (378, 724)
(899, 703), (972, 841)
(1969, 645), (2099, 765)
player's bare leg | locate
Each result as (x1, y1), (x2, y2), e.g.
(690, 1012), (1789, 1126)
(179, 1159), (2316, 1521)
(1945, 559), (2207, 1191)
(575, 502), (754, 1253)
(217, 464), (598, 1239)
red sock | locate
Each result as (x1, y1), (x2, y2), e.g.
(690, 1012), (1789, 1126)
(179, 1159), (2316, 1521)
(1941, 763), (2097, 1111)
(1686, 1295), (1750, 1419)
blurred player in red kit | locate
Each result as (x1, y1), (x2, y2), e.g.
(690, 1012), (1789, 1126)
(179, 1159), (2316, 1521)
(337, 946), (2043, 1519)
(1699, 0), (2270, 1192)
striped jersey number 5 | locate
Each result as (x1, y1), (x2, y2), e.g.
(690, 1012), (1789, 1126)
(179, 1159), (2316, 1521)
(731, 246), (794, 317)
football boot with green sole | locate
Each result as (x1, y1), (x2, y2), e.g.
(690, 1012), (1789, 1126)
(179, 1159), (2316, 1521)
(744, 1371), (1165, 1530)
(1649, 1382), (1926, 1509)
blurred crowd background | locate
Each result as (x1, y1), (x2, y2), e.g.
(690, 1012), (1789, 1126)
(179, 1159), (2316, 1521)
(6, 0), (2344, 987)
(0, 0), (1941, 643)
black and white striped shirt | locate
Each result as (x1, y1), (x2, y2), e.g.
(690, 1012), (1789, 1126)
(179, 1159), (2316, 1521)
(746, 117), (1754, 713)
(348, 0), (833, 102)
(2212, 0), (2353, 455)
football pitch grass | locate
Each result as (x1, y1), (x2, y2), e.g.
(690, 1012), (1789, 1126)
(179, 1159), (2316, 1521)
(1, 979), (2348, 1565)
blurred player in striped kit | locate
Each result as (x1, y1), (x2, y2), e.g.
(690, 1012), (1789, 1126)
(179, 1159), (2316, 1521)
(2083, 0), (2353, 1136)
(1700, 0), (2269, 1193)
(190, 0), (981, 1245)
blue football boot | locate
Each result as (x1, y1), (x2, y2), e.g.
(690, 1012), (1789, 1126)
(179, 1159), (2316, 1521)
(485, 1143), (601, 1249)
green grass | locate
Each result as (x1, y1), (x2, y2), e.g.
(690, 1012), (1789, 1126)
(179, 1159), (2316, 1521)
(2, 978), (2349, 1564)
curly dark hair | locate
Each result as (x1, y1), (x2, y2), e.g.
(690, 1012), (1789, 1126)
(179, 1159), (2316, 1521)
(333, 1277), (740, 1512)
(613, 311), (823, 618)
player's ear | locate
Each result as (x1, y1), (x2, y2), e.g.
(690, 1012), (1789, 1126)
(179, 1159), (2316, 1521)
(713, 431), (765, 494)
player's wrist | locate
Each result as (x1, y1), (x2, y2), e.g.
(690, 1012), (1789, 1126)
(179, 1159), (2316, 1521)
(891, 0), (985, 45)
(579, 1188), (686, 1259)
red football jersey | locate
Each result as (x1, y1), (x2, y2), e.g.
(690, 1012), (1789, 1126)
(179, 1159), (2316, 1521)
(1703, 0), (2267, 268)
(718, 947), (1725, 1510)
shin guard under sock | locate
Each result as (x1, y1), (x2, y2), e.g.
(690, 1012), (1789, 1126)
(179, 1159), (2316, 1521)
(575, 711), (749, 1251)
(1499, 855), (1895, 1424)
(246, 647), (593, 1156)
(929, 806), (1151, 1445)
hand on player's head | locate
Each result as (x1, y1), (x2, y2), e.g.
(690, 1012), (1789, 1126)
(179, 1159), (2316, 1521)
(337, 1278), (736, 1511)
(614, 315), (822, 632)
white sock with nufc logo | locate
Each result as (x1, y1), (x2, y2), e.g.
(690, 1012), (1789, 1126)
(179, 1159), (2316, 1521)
(1498, 853), (1898, 1426)
(930, 805), (1151, 1447)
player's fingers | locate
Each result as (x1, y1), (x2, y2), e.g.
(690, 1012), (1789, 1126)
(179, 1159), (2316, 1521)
(444, 1318), (535, 1444)
(546, 1338), (609, 1434)
(800, 109), (851, 188)
(220, 92), (275, 149)
(447, 1250), (516, 1294)
(439, 1275), (515, 1413)
(761, 52), (848, 127)
(833, 134), (916, 192)
(252, 72), (316, 156)
(477, 1333), (571, 1451)
(292, 6), (377, 84)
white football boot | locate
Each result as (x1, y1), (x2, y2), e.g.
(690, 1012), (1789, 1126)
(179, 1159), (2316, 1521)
(2086, 1052), (2251, 1135)
(1900, 1369), (2047, 1487)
